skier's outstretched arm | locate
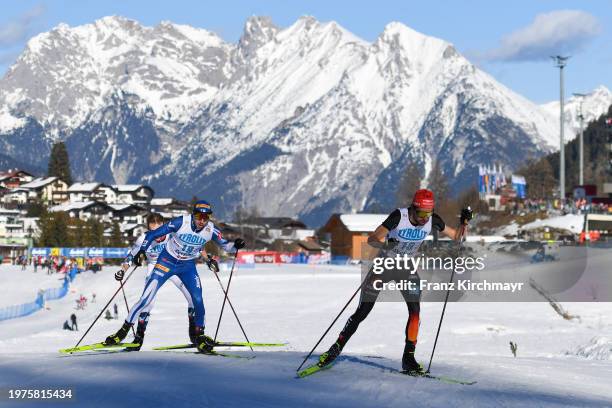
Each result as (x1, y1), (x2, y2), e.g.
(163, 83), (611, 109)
(122, 234), (145, 270)
(211, 227), (245, 253)
(140, 217), (182, 251)
(441, 207), (473, 241)
(368, 225), (389, 246)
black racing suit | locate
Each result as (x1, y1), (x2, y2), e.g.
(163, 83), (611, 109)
(336, 209), (446, 348)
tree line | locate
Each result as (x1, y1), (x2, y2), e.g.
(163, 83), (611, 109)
(518, 104), (612, 198)
(35, 208), (124, 247)
(33, 142), (124, 247)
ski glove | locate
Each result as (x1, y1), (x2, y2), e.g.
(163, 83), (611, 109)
(132, 249), (146, 267)
(234, 238), (246, 250)
(114, 269), (124, 281)
(206, 255), (220, 273)
(460, 207), (473, 225)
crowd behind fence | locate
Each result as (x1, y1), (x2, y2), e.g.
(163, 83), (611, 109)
(511, 198), (611, 216)
(0, 265), (78, 322)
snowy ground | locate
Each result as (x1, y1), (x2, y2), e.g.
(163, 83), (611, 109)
(0, 255), (611, 408)
(0, 266), (68, 308)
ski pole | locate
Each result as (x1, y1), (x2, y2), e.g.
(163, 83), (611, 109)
(296, 269), (374, 372)
(213, 250), (239, 343)
(210, 258), (253, 351)
(120, 283), (136, 338)
(426, 223), (467, 373)
(71, 265), (138, 351)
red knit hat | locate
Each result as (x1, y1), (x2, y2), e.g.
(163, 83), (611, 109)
(412, 189), (435, 210)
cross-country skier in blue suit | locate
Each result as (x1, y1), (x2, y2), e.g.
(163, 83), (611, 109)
(104, 200), (245, 352)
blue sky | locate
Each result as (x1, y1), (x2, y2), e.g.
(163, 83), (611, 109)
(0, 0), (610, 103)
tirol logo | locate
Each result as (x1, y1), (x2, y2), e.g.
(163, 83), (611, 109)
(397, 228), (427, 241)
(149, 244), (165, 254)
(178, 233), (206, 245)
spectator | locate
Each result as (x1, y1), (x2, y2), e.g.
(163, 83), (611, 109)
(104, 310), (113, 320)
(63, 320), (74, 331)
(70, 313), (78, 331)
(113, 303), (118, 319)
(76, 294), (87, 310)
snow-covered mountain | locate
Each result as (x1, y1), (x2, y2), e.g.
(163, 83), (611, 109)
(540, 85), (612, 139)
(0, 15), (605, 225)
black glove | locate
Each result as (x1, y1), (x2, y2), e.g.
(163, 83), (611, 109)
(114, 269), (125, 281)
(132, 249), (146, 267)
(234, 238), (246, 250)
(460, 207), (473, 225)
(206, 255), (219, 273)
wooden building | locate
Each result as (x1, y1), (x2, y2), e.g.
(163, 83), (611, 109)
(321, 213), (387, 259)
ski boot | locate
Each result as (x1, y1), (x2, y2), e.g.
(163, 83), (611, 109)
(104, 321), (132, 346)
(187, 307), (197, 344)
(318, 341), (343, 367)
(402, 342), (424, 375)
(126, 313), (149, 351)
(194, 326), (216, 353)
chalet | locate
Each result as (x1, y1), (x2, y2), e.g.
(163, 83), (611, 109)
(67, 183), (108, 202)
(249, 217), (315, 241)
(0, 209), (37, 260)
(120, 223), (147, 242)
(17, 177), (69, 205)
(0, 169), (35, 189)
(49, 201), (114, 222)
(0, 188), (30, 205)
(112, 185), (154, 205)
(149, 198), (190, 218)
(109, 203), (147, 225)
(321, 213), (387, 259)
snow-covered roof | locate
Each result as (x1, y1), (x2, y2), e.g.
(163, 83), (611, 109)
(339, 214), (388, 232)
(150, 198), (174, 206)
(20, 177), (58, 189)
(120, 223), (143, 231)
(0, 208), (22, 215)
(67, 182), (101, 192)
(156, 212), (176, 219)
(109, 204), (132, 211)
(49, 201), (107, 212)
(0, 169), (34, 179)
(113, 184), (145, 192)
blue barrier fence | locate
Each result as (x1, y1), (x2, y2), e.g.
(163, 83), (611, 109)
(330, 256), (350, 265)
(0, 266), (78, 322)
(31, 247), (129, 258)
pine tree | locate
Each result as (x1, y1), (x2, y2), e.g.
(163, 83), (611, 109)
(89, 218), (106, 247)
(48, 142), (73, 185)
(39, 212), (71, 247)
(36, 210), (54, 247)
(26, 198), (47, 218)
(70, 219), (87, 247)
(107, 222), (124, 247)
(519, 158), (556, 199)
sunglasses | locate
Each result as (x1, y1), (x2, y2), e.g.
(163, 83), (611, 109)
(415, 209), (433, 218)
(193, 212), (210, 221)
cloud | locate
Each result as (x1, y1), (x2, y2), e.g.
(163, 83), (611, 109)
(483, 10), (601, 62)
(0, 4), (45, 47)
